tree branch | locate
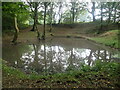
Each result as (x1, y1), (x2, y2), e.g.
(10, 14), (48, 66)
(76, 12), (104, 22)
(26, 0), (34, 12)
(86, 8), (92, 14)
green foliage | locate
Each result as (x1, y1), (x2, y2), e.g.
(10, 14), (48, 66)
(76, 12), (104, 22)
(2, 2), (30, 30)
(80, 65), (91, 72)
(92, 60), (120, 77)
(3, 58), (120, 88)
(3, 58), (120, 78)
(3, 64), (28, 79)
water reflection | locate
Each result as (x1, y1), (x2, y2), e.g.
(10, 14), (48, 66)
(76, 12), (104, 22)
(2, 38), (119, 75)
(19, 45), (118, 75)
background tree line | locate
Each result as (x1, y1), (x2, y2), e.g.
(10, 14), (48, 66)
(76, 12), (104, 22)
(2, 1), (120, 43)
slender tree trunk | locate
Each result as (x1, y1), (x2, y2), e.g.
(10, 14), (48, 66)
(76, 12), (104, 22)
(108, 2), (116, 23)
(114, 3), (119, 23)
(108, 7), (111, 23)
(92, 2), (96, 22)
(33, 44), (39, 61)
(109, 53), (111, 60)
(88, 50), (93, 66)
(58, 16), (61, 24)
(97, 50), (100, 60)
(108, 2), (114, 24)
(104, 50), (107, 60)
(44, 42), (47, 75)
(31, 18), (35, 31)
(31, 11), (36, 31)
(31, 3), (38, 32)
(70, 14), (72, 24)
(100, 3), (103, 32)
(32, 3), (40, 40)
(58, 2), (62, 24)
(70, 50), (74, 67)
(58, 14), (62, 24)
(53, 13), (56, 24)
(114, 8), (117, 23)
(72, 2), (75, 23)
(12, 15), (19, 43)
(50, 46), (53, 73)
(42, 3), (47, 40)
(49, 3), (53, 32)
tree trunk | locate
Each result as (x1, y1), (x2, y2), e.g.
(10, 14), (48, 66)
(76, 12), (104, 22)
(58, 2), (62, 24)
(72, 2), (75, 23)
(114, 3), (119, 23)
(42, 3), (47, 40)
(12, 16), (19, 43)
(114, 8), (117, 23)
(31, 2), (38, 32)
(33, 44), (39, 61)
(58, 18), (61, 24)
(104, 50), (107, 60)
(32, 3), (40, 40)
(92, 2), (96, 22)
(49, 3), (53, 32)
(44, 42), (47, 75)
(88, 50), (93, 66)
(100, 3), (103, 32)
(108, 7), (111, 23)
(31, 18), (35, 31)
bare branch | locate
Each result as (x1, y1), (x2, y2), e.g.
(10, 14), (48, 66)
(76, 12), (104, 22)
(26, 0), (34, 12)
(86, 8), (92, 14)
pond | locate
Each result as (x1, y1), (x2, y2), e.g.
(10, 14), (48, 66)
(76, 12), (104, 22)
(2, 38), (120, 75)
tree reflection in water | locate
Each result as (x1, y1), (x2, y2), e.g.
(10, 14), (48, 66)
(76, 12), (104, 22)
(19, 44), (118, 74)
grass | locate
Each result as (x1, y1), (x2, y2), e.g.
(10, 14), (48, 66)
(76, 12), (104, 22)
(2, 59), (120, 88)
(90, 30), (120, 49)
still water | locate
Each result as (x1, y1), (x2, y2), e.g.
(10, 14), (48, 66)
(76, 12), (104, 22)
(2, 38), (120, 75)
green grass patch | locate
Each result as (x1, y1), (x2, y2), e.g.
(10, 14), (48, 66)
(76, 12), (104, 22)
(90, 30), (119, 49)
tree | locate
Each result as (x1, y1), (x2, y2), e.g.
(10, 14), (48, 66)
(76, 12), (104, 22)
(27, 1), (39, 31)
(42, 2), (48, 40)
(26, 1), (41, 40)
(107, 2), (113, 23)
(86, 2), (96, 22)
(49, 2), (54, 32)
(58, 2), (63, 24)
(100, 2), (103, 33)
(113, 2), (119, 23)
(12, 14), (19, 43)
(71, 2), (75, 23)
(91, 2), (96, 21)
(33, 2), (40, 40)
(2, 2), (28, 43)
(104, 2), (116, 23)
(69, 1), (86, 23)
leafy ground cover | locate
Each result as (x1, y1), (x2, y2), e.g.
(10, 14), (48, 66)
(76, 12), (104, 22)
(2, 59), (120, 88)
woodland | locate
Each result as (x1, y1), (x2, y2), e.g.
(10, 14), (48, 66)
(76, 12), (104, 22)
(1, 1), (120, 88)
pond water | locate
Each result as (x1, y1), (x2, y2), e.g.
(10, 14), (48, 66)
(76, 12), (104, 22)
(2, 38), (120, 75)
